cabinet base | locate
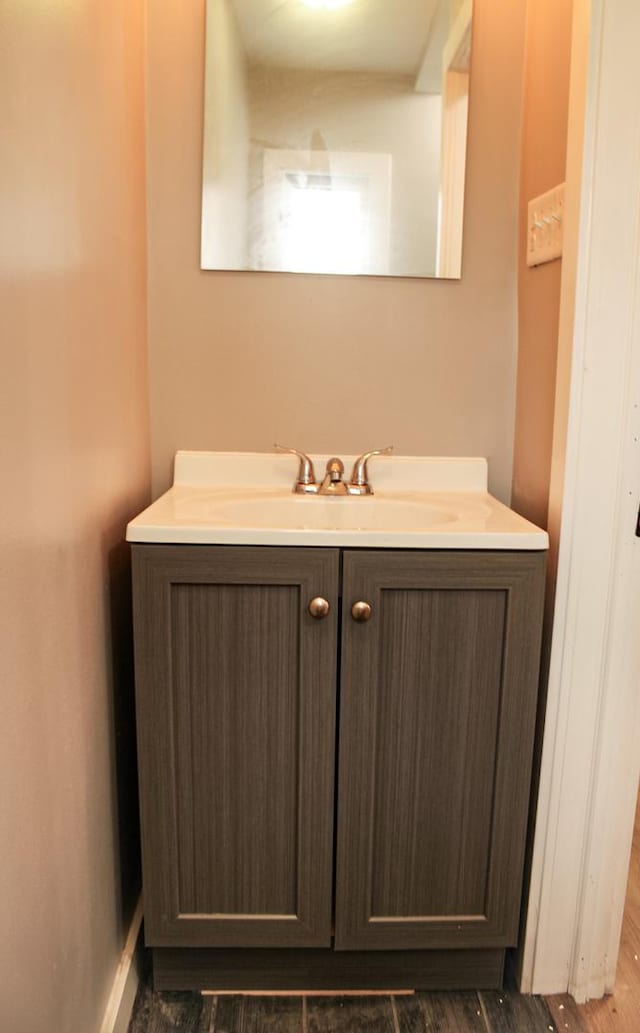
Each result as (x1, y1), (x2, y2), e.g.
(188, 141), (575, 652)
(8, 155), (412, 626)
(152, 947), (505, 992)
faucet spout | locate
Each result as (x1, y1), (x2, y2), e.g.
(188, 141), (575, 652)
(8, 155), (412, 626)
(319, 457), (349, 495)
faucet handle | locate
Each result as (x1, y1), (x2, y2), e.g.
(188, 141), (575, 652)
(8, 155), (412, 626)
(274, 444), (318, 494)
(349, 446), (394, 495)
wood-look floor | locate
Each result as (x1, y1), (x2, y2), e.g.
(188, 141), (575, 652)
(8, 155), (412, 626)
(128, 984), (556, 1033)
(128, 795), (640, 1033)
(546, 792), (640, 1033)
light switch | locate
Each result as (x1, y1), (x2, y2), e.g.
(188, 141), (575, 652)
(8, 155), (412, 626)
(527, 183), (565, 267)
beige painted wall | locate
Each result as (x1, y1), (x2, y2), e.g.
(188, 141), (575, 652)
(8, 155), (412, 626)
(512, 0), (574, 529)
(146, 0), (527, 501)
(0, 2), (150, 1031)
(547, 0), (589, 569)
(511, 2), (585, 982)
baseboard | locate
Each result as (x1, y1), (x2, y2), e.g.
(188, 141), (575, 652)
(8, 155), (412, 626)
(99, 897), (144, 1033)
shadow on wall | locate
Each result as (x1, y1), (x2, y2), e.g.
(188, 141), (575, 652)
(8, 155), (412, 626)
(106, 537), (142, 929)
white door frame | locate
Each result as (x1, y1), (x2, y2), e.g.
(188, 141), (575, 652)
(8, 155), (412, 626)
(521, 0), (640, 1001)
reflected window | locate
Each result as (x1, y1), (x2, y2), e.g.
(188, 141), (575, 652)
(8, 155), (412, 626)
(256, 149), (391, 276)
(280, 172), (365, 274)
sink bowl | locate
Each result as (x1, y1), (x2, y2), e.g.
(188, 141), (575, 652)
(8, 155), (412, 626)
(174, 492), (459, 532)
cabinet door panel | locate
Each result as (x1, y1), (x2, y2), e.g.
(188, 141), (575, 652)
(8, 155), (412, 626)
(133, 545), (339, 948)
(172, 582), (299, 917)
(335, 550), (545, 951)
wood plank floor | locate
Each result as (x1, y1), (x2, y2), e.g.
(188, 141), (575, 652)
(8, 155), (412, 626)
(546, 791), (640, 1033)
(128, 982), (558, 1033)
(128, 793), (640, 1033)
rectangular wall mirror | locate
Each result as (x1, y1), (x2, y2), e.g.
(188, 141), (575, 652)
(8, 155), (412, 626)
(201, 0), (473, 279)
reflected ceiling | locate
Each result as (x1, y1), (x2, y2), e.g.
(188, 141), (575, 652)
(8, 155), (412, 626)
(233, 0), (442, 76)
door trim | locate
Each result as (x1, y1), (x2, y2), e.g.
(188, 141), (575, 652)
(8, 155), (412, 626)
(521, 0), (640, 1000)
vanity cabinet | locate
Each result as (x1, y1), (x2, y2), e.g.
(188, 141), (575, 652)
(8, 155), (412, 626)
(132, 544), (545, 989)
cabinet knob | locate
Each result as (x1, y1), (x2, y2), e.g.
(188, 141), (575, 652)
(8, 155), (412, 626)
(308, 597), (330, 620)
(351, 600), (373, 623)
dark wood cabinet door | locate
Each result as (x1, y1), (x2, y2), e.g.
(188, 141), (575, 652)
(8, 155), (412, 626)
(335, 550), (545, 951)
(132, 545), (339, 949)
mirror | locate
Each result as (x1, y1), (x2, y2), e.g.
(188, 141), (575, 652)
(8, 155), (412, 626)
(201, 0), (473, 278)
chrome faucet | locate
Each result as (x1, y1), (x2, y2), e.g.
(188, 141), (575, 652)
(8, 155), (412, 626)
(347, 447), (394, 495)
(274, 445), (319, 494)
(275, 444), (394, 496)
(319, 457), (349, 496)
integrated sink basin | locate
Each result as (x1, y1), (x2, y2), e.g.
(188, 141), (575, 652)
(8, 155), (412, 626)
(173, 491), (460, 532)
(127, 451), (549, 550)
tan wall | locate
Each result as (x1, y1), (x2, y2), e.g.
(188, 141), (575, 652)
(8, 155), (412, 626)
(0, 2), (150, 1032)
(512, 0), (574, 529)
(510, 2), (586, 979)
(146, 0), (528, 501)
(547, 0), (589, 566)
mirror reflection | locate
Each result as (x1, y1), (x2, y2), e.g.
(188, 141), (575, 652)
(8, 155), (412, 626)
(201, 0), (473, 278)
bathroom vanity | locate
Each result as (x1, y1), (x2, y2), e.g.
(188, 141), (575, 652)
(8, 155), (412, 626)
(127, 452), (547, 991)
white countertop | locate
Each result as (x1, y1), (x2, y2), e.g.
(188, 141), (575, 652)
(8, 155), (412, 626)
(126, 451), (549, 550)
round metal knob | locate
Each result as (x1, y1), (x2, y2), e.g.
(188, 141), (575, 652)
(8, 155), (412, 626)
(351, 600), (373, 623)
(308, 597), (330, 620)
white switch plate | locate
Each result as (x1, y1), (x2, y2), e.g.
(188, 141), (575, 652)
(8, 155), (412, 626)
(527, 182), (565, 267)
